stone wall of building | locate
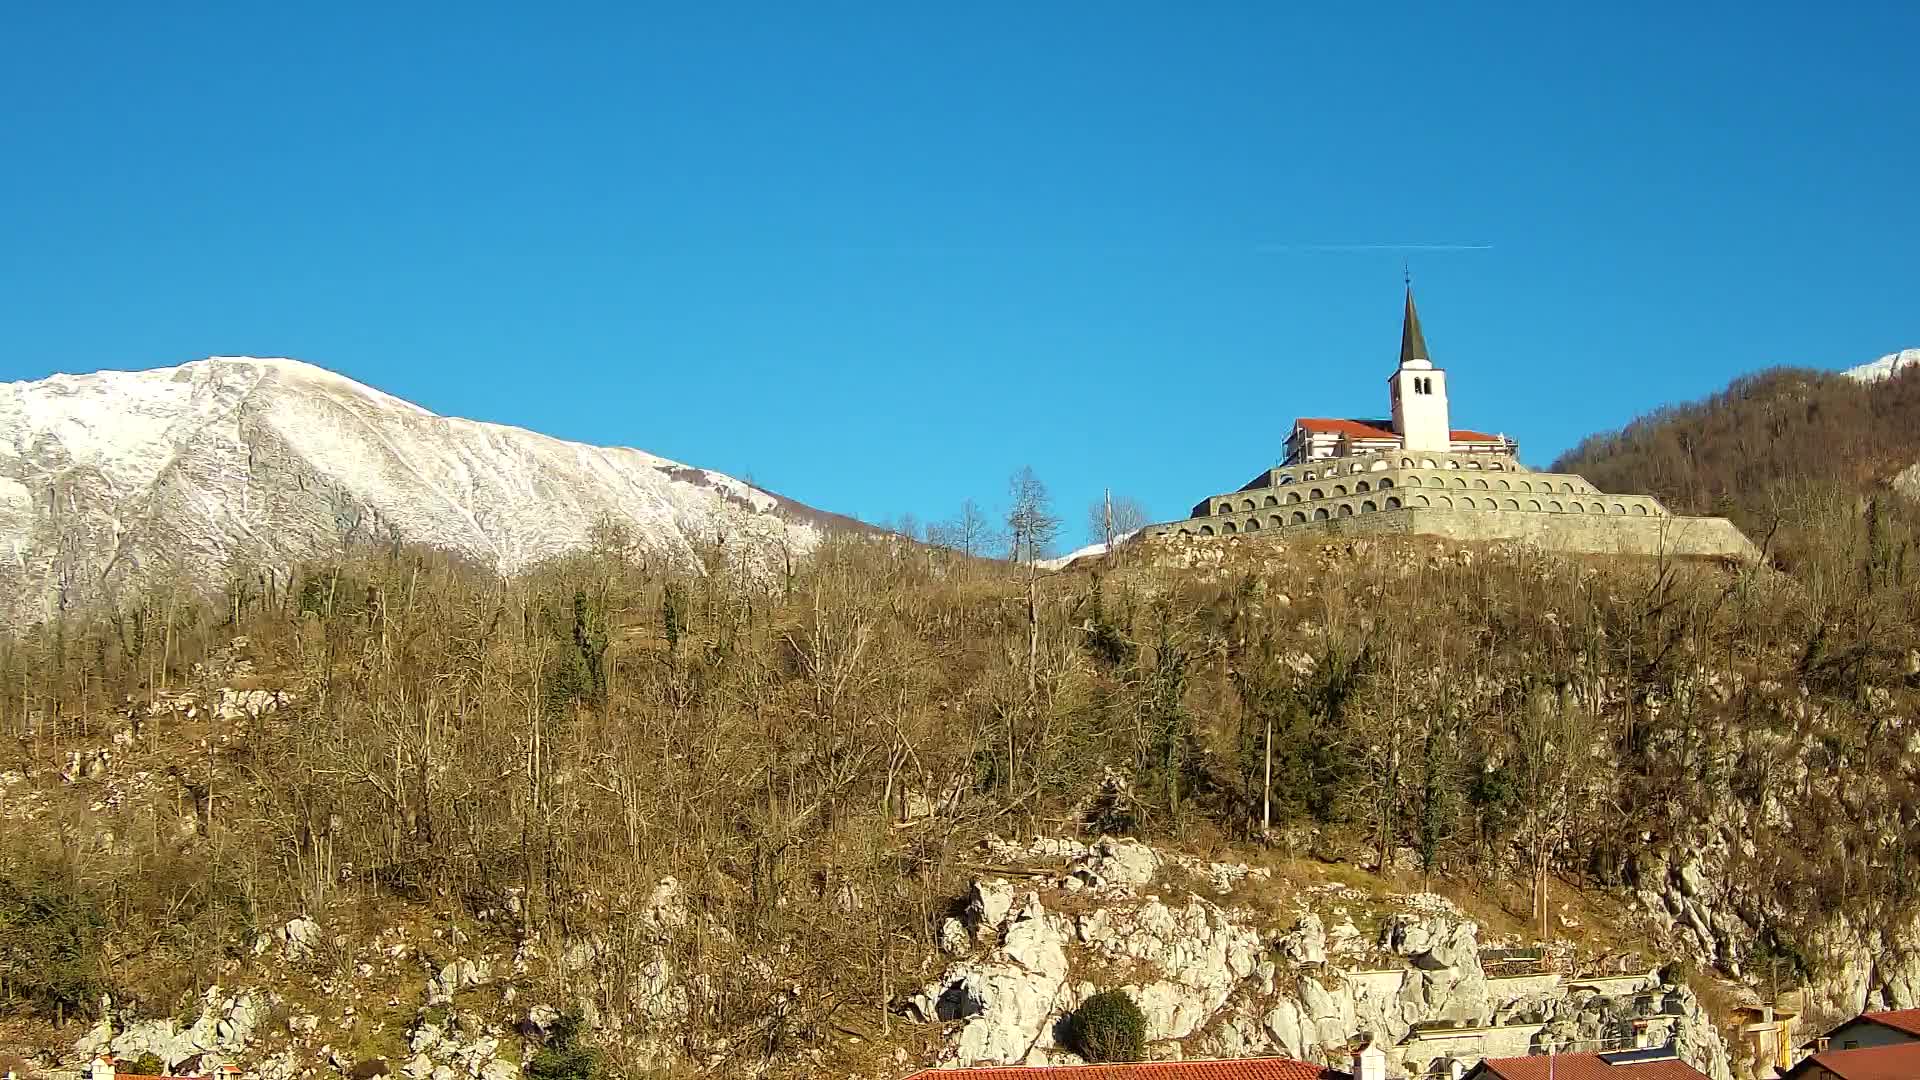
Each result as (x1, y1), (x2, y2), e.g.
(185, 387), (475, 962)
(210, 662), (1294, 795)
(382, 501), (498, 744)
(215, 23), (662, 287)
(1149, 449), (1758, 561)
(1149, 505), (1757, 561)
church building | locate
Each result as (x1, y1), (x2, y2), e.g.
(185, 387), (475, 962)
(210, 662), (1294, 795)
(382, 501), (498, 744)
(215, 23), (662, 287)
(1138, 288), (1759, 561)
(1282, 290), (1513, 466)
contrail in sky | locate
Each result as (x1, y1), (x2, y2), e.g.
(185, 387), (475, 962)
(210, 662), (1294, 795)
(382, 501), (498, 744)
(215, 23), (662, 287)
(1257, 242), (1495, 252)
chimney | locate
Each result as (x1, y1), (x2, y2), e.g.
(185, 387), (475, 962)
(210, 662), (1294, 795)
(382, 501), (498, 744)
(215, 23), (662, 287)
(91, 1057), (116, 1080)
(1351, 1035), (1388, 1080)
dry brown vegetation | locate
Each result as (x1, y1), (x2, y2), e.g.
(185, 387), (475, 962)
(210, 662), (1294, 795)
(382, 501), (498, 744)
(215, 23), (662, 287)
(1554, 363), (1920, 572)
(0, 378), (1917, 1071)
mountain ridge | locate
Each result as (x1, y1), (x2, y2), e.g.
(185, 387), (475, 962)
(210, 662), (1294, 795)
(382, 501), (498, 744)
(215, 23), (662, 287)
(1845, 347), (1920, 382)
(0, 356), (837, 626)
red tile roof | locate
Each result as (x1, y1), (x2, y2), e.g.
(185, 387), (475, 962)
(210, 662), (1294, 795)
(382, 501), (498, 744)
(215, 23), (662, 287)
(1471, 1052), (1709, 1080)
(900, 1058), (1344, 1080)
(1786, 1041), (1920, 1079)
(1859, 1009), (1920, 1037)
(1290, 418), (1505, 444)
(1293, 418), (1398, 439)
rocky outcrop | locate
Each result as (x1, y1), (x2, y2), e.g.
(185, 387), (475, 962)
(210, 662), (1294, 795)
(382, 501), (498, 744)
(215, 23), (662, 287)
(75, 987), (266, 1071)
(1895, 461), (1920, 502)
(903, 839), (1733, 1080)
(904, 886), (1075, 1066)
(275, 916), (323, 962)
(402, 1007), (525, 1080)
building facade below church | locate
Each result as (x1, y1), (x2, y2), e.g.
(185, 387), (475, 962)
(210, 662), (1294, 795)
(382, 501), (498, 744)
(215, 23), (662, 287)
(1140, 289), (1758, 561)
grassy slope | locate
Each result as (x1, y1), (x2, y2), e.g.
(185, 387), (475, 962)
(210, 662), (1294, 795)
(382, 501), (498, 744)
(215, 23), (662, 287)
(5, 357), (1920, 1070)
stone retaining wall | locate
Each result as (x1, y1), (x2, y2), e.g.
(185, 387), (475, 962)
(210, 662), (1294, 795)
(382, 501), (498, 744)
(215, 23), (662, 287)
(1344, 507), (1754, 560)
(1147, 506), (1757, 561)
(1144, 447), (1758, 562)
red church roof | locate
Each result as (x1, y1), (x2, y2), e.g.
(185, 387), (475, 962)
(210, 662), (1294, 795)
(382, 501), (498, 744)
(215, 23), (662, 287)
(1291, 418), (1505, 443)
(1293, 418), (1398, 439)
(899, 1058), (1343, 1080)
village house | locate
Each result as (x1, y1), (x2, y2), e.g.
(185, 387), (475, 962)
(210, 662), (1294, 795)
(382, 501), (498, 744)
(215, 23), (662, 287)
(1754, 1007), (1920, 1079)
(1778, 1041), (1920, 1080)
(1463, 1046), (1712, 1080)
(898, 1051), (1357, 1080)
(1808, 1009), (1920, 1053)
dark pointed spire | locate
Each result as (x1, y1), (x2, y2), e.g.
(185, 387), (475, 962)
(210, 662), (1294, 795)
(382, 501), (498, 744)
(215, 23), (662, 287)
(1399, 284), (1430, 367)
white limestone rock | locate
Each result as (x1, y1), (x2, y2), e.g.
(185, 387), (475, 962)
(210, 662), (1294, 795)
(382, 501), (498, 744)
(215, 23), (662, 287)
(1299, 974), (1355, 1050)
(1079, 837), (1159, 892)
(288, 1011), (321, 1036)
(410, 1019), (445, 1055)
(640, 877), (689, 931)
(966, 878), (1017, 940)
(1278, 914), (1328, 965)
(1077, 895), (1263, 1041)
(1897, 463), (1920, 503)
(525, 1005), (560, 1033)
(74, 1005), (115, 1058)
(1263, 997), (1311, 1057)
(906, 899), (1072, 1065)
(277, 916), (322, 962)
(1328, 916), (1365, 955)
(428, 958), (491, 1006)
(939, 917), (972, 956)
(256, 1052), (299, 1080)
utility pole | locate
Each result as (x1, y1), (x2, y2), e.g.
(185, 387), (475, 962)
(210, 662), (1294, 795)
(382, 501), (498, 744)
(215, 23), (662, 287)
(1262, 709), (1273, 837)
(1103, 488), (1114, 550)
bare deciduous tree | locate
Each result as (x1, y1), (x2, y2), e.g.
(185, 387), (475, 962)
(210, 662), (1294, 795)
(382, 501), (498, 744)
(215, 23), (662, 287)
(1086, 493), (1150, 547)
(1006, 468), (1060, 566)
(930, 498), (996, 559)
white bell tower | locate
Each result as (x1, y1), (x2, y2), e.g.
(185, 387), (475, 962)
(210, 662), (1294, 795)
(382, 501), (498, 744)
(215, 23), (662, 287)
(1389, 284), (1451, 453)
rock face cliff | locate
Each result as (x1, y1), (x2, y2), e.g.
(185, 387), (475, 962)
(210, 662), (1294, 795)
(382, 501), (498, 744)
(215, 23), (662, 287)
(899, 838), (1732, 1080)
(0, 357), (831, 627)
(51, 835), (1736, 1080)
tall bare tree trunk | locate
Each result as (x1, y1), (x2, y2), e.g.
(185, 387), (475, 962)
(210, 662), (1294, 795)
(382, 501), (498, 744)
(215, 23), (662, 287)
(1262, 711), (1273, 836)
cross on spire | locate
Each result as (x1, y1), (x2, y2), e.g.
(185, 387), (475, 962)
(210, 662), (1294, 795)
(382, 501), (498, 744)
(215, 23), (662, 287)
(1399, 282), (1430, 367)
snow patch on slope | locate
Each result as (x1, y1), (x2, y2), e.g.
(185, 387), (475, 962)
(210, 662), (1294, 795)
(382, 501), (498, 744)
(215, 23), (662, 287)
(0, 356), (829, 625)
(1035, 528), (1142, 570)
(1845, 349), (1920, 382)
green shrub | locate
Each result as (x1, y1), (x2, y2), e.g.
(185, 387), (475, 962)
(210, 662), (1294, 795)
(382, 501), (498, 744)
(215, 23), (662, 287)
(1069, 989), (1147, 1063)
(0, 862), (107, 1020)
(527, 1009), (599, 1080)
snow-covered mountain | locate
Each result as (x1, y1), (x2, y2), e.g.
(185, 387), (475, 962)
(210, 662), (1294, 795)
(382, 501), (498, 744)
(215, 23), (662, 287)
(1846, 348), (1920, 382)
(0, 356), (841, 626)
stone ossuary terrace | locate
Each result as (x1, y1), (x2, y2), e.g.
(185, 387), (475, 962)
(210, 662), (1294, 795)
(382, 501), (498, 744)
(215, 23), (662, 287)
(1140, 288), (1758, 561)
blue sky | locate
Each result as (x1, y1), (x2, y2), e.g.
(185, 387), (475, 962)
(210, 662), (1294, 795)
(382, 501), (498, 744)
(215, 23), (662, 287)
(3, 3), (1917, 544)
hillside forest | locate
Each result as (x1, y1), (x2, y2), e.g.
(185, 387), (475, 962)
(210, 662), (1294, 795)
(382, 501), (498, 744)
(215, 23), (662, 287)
(0, 366), (1916, 1076)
